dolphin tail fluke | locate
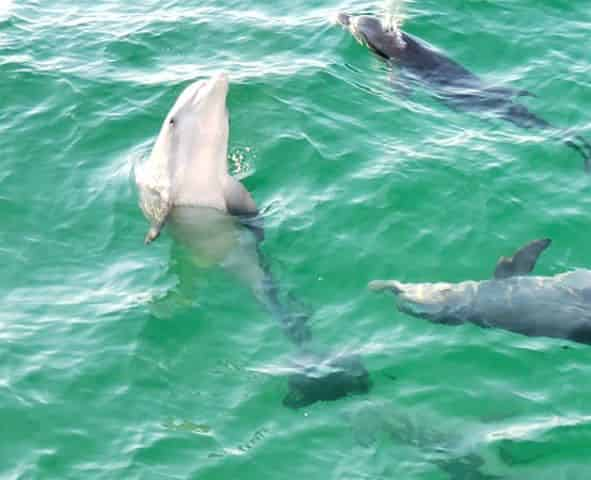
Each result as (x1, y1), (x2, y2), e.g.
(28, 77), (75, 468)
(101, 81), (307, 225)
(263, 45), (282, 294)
(564, 134), (591, 173)
(502, 103), (550, 130)
(503, 103), (591, 172)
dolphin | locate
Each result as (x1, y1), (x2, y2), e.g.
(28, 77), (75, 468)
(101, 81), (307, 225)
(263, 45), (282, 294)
(336, 13), (591, 171)
(135, 73), (370, 407)
(370, 239), (591, 345)
(349, 402), (505, 480)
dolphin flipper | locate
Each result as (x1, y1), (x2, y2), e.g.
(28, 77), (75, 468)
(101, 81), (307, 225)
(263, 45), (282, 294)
(141, 188), (172, 245)
(145, 220), (165, 244)
(223, 176), (258, 217)
(493, 238), (552, 279)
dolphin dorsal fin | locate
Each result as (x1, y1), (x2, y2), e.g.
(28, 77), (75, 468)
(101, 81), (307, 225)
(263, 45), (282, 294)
(493, 238), (552, 279)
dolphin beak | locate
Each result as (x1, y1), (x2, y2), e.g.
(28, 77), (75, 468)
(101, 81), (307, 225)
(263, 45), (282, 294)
(368, 280), (403, 294)
(336, 12), (351, 27)
(371, 280), (456, 319)
(336, 13), (364, 45)
(212, 71), (229, 88)
(369, 280), (430, 312)
(206, 71), (229, 98)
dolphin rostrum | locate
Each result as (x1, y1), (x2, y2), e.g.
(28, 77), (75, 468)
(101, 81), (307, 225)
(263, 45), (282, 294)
(135, 73), (370, 407)
(336, 13), (591, 171)
(370, 239), (591, 345)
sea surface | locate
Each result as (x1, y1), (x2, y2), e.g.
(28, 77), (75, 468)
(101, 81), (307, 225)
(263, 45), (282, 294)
(2, 0), (591, 478)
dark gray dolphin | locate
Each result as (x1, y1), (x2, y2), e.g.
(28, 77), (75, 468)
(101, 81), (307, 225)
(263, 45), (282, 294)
(370, 239), (591, 345)
(337, 13), (591, 171)
(136, 73), (370, 408)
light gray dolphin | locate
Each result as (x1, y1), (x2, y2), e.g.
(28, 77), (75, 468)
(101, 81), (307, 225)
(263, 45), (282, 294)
(136, 72), (257, 245)
(370, 239), (591, 345)
(135, 73), (370, 407)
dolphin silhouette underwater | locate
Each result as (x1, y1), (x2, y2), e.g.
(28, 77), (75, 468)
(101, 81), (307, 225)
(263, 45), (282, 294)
(350, 402), (506, 480)
(370, 238), (591, 345)
(135, 73), (370, 407)
(336, 13), (591, 171)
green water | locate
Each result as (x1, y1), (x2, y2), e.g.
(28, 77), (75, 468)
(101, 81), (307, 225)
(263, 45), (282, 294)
(2, 0), (591, 478)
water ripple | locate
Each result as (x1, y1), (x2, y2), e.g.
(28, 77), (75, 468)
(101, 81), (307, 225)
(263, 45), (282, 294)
(2, 0), (591, 478)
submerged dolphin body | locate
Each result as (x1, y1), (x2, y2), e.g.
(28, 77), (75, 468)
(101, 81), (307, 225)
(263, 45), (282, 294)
(136, 74), (370, 407)
(336, 13), (591, 171)
(370, 239), (591, 344)
(350, 403), (505, 480)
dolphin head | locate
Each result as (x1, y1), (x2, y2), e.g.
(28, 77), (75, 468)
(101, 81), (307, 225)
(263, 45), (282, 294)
(137, 73), (231, 242)
(150, 72), (230, 174)
(369, 279), (475, 324)
(336, 13), (403, 59)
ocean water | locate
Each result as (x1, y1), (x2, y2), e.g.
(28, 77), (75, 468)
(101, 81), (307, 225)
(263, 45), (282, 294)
(2, 0), (591, 478)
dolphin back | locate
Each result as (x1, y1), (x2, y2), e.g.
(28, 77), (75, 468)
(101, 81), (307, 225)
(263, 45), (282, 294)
(471, 272), (591, 342)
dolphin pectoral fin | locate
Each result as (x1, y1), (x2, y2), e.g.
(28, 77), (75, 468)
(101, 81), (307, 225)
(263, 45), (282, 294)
(144, 226), (159, 244)
(223, 176), (258, 217)
(144, 219), (166, 244)
(139, 184), (172, 245)
(493, 238), (552, 279)
(144, 207), (171, 245)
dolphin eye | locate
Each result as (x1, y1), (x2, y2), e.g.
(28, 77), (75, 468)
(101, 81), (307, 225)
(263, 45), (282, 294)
(169, 117), (175, 126)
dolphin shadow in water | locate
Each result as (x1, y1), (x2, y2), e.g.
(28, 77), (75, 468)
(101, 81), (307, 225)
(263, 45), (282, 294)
(371, 238), (591, 345)
(434, 454), (505, 480)
(135, 73), (370, 408)
(337, 13), (591, 171)
(350, 402), (506, 479)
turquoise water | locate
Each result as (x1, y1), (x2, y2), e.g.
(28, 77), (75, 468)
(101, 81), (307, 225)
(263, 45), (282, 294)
(2, 0), (591, 478)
